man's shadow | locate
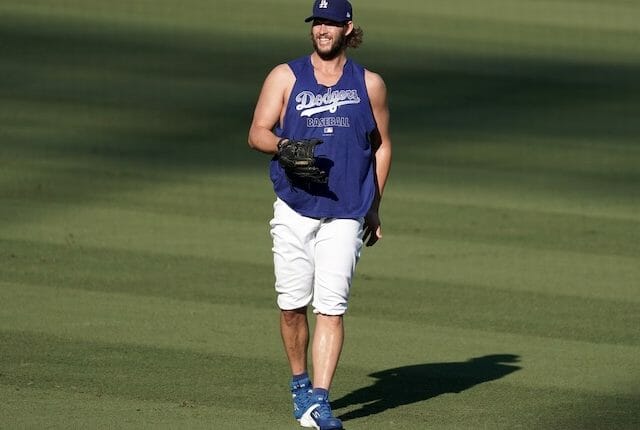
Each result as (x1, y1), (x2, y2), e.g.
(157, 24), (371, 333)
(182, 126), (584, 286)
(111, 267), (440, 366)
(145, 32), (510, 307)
(332, 354), (521, 421)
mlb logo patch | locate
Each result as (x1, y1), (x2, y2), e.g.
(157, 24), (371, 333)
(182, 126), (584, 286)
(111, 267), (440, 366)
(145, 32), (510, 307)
(323, 127), (334, 134)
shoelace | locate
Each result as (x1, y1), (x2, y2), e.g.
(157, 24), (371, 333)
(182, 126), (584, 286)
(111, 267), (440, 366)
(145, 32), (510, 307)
(294, 391), (312, 404)
(313, 399), (333, 419)
(292, 386), (314, 411)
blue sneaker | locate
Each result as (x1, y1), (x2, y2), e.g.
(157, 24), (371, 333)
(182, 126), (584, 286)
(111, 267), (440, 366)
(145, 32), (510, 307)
(290, 377), (314, 422)
(299, 391), (343, 430)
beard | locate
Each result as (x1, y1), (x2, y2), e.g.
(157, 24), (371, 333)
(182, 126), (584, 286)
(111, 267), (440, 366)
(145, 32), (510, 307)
(310, 31), (347, 61)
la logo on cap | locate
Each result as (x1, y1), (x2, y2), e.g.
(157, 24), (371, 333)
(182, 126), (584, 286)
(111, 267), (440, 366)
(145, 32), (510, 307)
(319, 0), (328, 8)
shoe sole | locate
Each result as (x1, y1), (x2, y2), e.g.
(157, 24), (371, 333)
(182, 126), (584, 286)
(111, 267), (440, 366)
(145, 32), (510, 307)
(298, 404), (319, 429)
(298, 404), (343, 430)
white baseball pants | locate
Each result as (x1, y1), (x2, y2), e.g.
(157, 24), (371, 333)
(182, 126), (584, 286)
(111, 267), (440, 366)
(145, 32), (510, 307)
(269, 198), (364, 315)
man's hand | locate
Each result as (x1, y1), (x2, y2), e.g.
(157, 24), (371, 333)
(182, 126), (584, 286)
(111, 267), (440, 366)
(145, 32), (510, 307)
(363, 209), (382, 247)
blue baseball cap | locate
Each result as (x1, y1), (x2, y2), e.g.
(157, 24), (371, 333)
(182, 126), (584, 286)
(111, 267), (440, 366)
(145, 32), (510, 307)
(304, 0), (353, 23)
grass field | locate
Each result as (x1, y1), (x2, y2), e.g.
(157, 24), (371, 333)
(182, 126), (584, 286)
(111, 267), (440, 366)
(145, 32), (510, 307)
(1, 0), (639, 428)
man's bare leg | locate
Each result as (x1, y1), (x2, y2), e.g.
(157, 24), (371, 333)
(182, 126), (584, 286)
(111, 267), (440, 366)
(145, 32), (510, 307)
(280, 307), (309, 375)
(312, 314), (344, 389)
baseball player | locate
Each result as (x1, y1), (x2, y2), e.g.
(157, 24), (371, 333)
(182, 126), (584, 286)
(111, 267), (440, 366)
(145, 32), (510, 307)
(248, 0), (392, 428)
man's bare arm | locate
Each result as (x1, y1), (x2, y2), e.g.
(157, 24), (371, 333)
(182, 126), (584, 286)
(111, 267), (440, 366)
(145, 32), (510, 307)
(363, 70), (392, 246)
(248, 64), (295, 154)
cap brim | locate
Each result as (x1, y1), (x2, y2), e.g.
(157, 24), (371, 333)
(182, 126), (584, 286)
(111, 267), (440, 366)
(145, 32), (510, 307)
(304, 15), (350, 23)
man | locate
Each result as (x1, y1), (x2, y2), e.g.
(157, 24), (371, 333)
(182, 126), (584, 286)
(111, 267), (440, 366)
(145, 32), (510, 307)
(248, 0), (392, 428)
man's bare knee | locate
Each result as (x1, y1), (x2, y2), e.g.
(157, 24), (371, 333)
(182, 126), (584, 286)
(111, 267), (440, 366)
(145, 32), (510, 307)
(316, 313), (343, 325)
(281, 307), (308, 326)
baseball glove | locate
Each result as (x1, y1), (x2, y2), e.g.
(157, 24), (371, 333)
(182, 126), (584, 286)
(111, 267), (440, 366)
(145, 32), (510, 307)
(276, 138), (328, 184)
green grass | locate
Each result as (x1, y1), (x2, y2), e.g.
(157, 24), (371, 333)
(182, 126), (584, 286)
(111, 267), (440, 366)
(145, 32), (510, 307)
(1, 0), (639, 428)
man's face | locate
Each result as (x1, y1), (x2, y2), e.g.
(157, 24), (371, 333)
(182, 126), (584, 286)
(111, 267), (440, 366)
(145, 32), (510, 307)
(310, 19), (350, 60)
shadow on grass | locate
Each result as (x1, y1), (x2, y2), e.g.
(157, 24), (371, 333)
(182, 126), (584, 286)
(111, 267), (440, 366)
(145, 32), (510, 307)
(333, 354), (521, 421)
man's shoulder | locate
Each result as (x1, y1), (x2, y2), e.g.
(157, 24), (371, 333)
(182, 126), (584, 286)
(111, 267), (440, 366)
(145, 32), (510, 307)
(267, 62), (296, 82)
(363, 68), (386, 90)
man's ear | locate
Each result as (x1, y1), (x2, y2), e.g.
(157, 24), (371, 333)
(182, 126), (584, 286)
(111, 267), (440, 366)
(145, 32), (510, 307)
(344, 21), (354, 36)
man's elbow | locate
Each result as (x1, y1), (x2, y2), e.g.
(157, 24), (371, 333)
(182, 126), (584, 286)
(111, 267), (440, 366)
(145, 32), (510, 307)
(247, 127), (259, 150)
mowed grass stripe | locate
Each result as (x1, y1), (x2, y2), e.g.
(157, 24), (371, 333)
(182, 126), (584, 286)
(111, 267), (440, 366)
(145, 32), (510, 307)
(361, 0), (640, 35)
(0, 330), (285, 408)
(0, 203), (273, 264)
(350, 274), (639, 346)
(386, 199), (640, 258)
(385, 177), (639, 225)
(0, 282), (284, 362)
(0, 170), (273, 225)
(0, 238), (275, 308)
(0, 331), (294, 430)
(1, 385), (283, 430)
(387, 162), (639, 220)
(396, 137), (640, 178)
(360, 233), (639, 303)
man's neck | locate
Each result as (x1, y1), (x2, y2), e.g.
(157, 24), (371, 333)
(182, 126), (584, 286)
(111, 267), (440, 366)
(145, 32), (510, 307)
(310, 52), (348, 75)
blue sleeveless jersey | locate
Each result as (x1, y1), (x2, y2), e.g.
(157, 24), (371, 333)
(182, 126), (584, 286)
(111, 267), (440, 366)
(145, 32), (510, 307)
(271, 55), (377, 218)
